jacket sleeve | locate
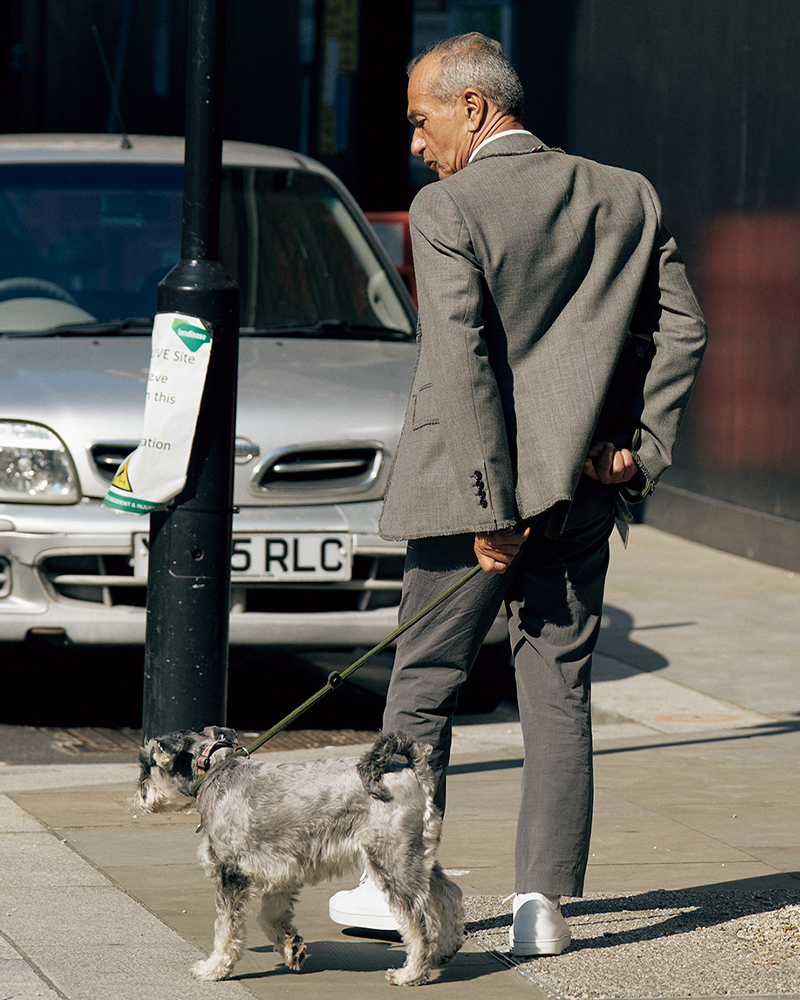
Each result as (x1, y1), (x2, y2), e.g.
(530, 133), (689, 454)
(621, 183), (708, 499)
(408, 184), (519, 528)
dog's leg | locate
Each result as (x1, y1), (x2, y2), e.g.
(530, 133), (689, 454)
(191, 866), (253, 981)
(385, 900), (432, 985)
(368, 865), (433, 987)
(256, 889), (307, 972)
(427, 863), (465, 967)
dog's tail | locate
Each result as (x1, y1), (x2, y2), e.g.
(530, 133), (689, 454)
(357, 732), (441, 857)
(358, 732), (442, 864)
(357, 731), (435, 804)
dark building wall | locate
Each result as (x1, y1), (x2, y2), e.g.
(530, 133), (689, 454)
(1, 0), (191, 136)
(310, 0), (413, 211)
(560, 0), (800, 568)
(0, 0), (412, 209)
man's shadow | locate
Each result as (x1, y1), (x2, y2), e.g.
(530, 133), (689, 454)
(595, 603), (676, 675)
(467, 872), (800, 954)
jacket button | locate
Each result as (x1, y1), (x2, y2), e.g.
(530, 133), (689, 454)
(479, 499), (488, 508)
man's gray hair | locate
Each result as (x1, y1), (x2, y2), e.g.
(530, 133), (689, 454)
(408, 32), (524, 119)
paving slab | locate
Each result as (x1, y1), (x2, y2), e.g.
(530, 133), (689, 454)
(0, 790), (254, 1000)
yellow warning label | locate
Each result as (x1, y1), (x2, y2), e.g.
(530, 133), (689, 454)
(111, 458), (133, 492)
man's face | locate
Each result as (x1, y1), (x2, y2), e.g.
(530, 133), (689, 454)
(406, 56), (471, 179)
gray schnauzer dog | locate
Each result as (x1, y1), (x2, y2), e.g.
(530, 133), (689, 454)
(135, 726), (464, 986)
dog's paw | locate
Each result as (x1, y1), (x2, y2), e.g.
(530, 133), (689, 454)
(431, 930), (465, 966)
(191, 957), (232, 981)
(282, 934), (307, 971)
(385, 965), (430, 986)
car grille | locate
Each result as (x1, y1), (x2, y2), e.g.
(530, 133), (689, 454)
(254, 446), (383, 495)
(38, 549), (405, 613)
(90, 440), (260, 481)
(89, 442), (138, 482)
(91, 443), (385, 497)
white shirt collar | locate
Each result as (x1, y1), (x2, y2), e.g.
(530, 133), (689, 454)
(469, 129), (534, 163)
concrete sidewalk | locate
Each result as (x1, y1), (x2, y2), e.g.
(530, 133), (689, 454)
(1, 525), (798, 999)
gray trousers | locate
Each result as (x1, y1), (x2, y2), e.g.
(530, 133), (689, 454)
(383, 477), (616, 898)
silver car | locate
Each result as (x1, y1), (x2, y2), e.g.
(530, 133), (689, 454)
(0, 134), (508, 705)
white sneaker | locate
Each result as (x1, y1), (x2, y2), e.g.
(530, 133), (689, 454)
(509, 892), (571, 956)
(329, 873), (399, 932)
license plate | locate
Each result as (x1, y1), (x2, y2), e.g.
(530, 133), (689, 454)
(133, 532), (352, 582)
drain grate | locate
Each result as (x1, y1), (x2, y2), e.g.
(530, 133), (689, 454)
(49, 727), (379, 755)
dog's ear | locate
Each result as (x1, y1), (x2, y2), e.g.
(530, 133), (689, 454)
(146, 732), (194, 770)
(151, 739), (175, 769)
(202, 725), (239, 747)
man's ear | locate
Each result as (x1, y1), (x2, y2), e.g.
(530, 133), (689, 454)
(462, 88), (487, 131)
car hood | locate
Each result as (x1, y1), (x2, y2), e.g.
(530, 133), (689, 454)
(0, 335), (416, 506)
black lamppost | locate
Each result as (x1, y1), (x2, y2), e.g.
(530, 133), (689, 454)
(142, 0), (239, 741)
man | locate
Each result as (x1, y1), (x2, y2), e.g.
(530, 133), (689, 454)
(331, 33), (706, 956)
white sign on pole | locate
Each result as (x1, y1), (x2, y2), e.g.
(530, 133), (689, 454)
(103, 311), (213, 514)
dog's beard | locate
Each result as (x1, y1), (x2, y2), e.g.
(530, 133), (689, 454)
(135, 769), (195, 813)
(135, 727), (238, 815)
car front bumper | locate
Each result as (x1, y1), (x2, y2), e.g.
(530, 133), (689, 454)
(0, 500), (508, 648)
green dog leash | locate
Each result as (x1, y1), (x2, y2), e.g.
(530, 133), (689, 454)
(189, 563), (482, 797)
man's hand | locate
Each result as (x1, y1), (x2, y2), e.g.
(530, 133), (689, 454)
(583, 441), (638, 485)
(474, 525), (530, 574)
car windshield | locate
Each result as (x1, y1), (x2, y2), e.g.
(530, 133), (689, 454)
(0, 162), (413, 338)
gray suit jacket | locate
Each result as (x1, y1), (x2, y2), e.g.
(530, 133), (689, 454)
(379, 132), (707, 541)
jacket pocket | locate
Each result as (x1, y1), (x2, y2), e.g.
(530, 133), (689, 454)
(411, 382), (439, 429)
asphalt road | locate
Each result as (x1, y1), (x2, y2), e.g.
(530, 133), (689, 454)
(1, 643), (387, 727)
(0, 641), (394, 761)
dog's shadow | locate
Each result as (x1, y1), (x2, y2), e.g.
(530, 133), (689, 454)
(234, 939), (401, 980)
(234, 932), (508, 984)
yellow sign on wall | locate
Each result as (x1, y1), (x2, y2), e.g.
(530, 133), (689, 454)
(319, 0), (360, 155)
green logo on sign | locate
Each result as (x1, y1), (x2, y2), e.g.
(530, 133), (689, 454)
(172, 318), (210, 352)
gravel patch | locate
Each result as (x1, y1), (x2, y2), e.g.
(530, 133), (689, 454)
(464, 887), (800, 998)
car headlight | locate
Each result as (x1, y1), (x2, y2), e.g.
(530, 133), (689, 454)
(0, 421), (79, 503)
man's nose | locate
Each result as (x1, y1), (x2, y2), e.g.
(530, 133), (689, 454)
(410, 131), (425, 157)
